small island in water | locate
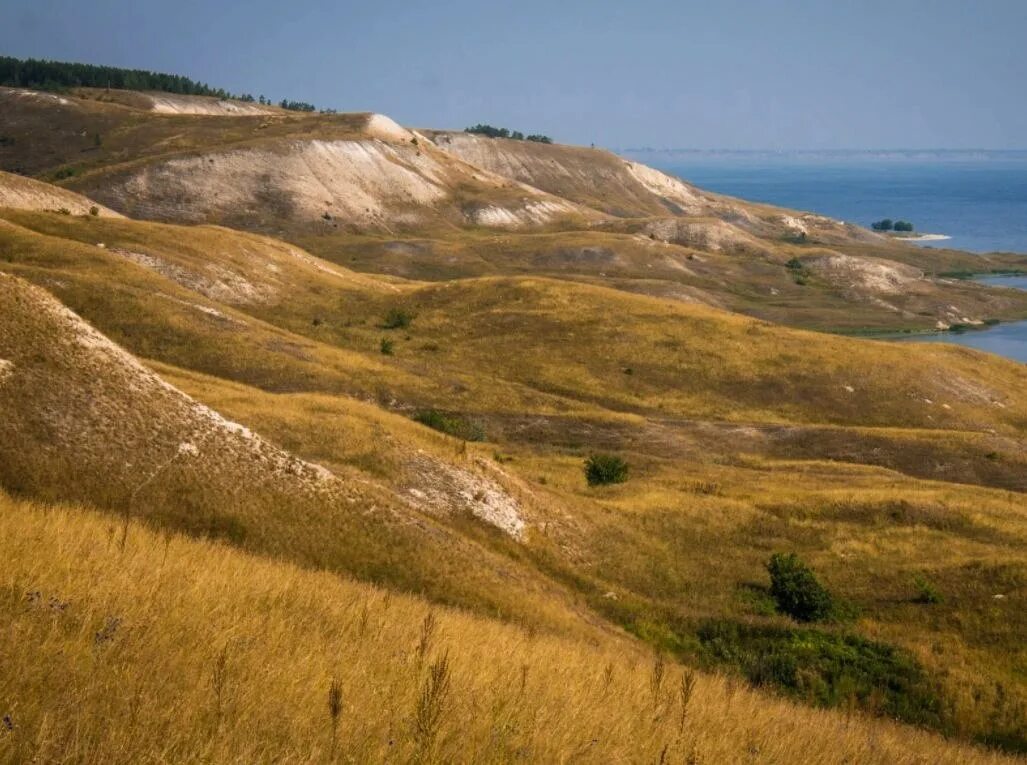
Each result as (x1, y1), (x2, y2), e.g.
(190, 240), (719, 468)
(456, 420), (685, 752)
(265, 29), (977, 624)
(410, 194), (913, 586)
(870, 218), (951, 242)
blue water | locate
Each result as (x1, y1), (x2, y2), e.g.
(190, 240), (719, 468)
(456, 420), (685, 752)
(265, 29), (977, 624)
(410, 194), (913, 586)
(891, 275), (1027, 363)
(628, 151), (1027, 255)
(895, 322), (1027, 362)
(624, 150), (1027, 362)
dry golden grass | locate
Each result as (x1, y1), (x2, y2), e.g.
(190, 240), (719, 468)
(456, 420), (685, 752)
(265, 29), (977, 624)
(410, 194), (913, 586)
(0, 494), (1017, 765)
(2, 113), (1027, 758)
(3, 210), (1025, 752)
(144, 359), (1027, 749)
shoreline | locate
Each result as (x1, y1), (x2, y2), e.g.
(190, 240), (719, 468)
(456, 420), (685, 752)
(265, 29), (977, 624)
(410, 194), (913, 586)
(890, 232), (952, 242)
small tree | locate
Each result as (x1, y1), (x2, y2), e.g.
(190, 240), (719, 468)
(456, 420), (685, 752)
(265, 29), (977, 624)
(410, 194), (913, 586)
(912, 574), (943, 604)
(584, 454), (629, 486)
(766, 552), (833, 622)
(870, 219), (893, 231)
(381, 307), (414, 329)
(893, 220), (914, 232)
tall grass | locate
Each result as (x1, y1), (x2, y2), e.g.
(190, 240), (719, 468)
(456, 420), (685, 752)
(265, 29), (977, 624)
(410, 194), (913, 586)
(0, 495), (1015, 764)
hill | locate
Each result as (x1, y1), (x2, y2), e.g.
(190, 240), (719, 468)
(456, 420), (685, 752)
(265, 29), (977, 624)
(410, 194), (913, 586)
(1, 80), (1026, 760)
(4, 495), (1016, 764)
(2, 85), (1025, 332)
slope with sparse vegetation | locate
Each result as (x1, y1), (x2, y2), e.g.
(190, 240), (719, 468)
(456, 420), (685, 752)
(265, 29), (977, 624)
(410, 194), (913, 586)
(1, 78), (1026, 762)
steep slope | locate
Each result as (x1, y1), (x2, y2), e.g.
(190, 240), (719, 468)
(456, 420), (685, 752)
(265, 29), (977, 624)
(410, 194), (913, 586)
(0, 169), (121, 216)
(4, 86), (1026, 332)
(0, 272), (598, 631)
(73, 131), (588, 232)
(429, 131), (872, 240)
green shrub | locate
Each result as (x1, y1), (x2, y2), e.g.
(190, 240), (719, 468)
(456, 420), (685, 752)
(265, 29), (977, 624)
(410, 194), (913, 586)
(871, 219), (894, 231)
(413, 410), (486, 442)
(697, 620), (945, 729)
(381, 308), (414, 330)
(785, 257), (804, 270)
(912, 574), (943, 604)
(766, 552), (833, 622)
(89, 205), (99, 217)
(379, 338), (394, 355)
(584, 454), (629, 486)
(52, 166), (78, 180)
(893, 220), (914, 232)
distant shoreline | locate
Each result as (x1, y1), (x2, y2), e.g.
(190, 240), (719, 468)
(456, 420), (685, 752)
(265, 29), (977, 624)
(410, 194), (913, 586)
(889, 232), (952, 242)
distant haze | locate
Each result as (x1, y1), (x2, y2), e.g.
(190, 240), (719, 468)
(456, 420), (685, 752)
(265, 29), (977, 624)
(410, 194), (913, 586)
(2, 0), (1026, 150)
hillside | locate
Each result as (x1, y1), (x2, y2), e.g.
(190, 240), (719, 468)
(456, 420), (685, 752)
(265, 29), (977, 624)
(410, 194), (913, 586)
(1, 80), (1026, 761)
(0, 169), (120, 216)
(3, 85), (1026, 331)
(0, 271), (606, 634)
(5, 496), (1017, 764)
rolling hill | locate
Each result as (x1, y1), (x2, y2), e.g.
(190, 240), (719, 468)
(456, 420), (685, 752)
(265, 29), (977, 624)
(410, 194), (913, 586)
(1, 80), (1026, 762)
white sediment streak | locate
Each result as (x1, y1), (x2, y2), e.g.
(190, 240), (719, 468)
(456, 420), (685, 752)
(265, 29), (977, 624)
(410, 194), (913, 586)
(899, 234), (951, 242)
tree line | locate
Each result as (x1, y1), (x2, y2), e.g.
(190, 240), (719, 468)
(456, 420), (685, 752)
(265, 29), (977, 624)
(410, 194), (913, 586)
(0, 55), (326, 113)
(465, 124), (552, 143)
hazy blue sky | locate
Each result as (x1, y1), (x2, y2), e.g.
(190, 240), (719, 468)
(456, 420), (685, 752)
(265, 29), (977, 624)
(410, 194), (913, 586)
(3, 0), (1025, 149)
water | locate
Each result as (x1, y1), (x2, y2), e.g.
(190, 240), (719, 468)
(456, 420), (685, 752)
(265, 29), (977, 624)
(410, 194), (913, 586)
(627, 150), (1027, 255)
(888, 276), (1027, 363)
(894, 322), (1027, 362)
(624, 150), (1027, 362)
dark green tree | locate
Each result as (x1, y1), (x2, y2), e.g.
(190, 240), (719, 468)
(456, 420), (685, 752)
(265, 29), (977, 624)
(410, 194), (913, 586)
(766, 552), (834, 622)
(584, 454), (629, 486)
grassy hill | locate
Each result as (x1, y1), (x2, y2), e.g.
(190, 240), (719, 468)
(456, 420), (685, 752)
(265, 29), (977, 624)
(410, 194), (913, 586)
(3, 85), (1026, 332)
(5, 495), (1017, 764)
(1, 84), (1026, 760)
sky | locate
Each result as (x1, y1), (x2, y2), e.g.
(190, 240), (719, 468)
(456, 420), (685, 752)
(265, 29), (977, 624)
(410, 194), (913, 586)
(3, 0), (1026, 149)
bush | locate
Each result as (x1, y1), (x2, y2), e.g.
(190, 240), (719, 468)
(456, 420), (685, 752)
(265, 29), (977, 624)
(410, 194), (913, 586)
(697, 620), (945, 729)
(413, 410), (486, 442)
(870, 219), (893, 231)
(893, 220), (914, 232)
(89, 206), (99, 217)
(912, 574), (943, 604)
(381, 308), (414, 330)
(785, 257), (804, 270)
(584, 454), (629, 486)
(766, 553), (834, 622)
(379, 338), (394, 355)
